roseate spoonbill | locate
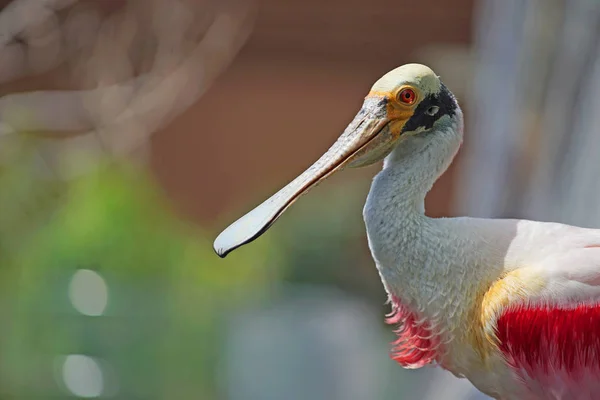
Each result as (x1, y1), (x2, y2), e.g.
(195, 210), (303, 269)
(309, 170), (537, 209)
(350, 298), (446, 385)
(213, 64), (600, 399)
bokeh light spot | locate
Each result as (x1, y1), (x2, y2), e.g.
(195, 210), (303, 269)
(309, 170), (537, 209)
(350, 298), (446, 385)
(68, 269), (108, 316)
(62, 355), (104, 398)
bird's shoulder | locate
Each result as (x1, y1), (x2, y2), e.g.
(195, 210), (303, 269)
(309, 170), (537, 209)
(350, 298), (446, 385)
(450, 216), (600, 268)
(471, 219), (600, 398)
(432, 217), (600, 397)
(470, 216), (600, 305)
(478, 241), (600, 398)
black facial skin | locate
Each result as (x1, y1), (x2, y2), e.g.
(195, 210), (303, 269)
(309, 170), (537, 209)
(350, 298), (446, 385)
(402, 82), (457, 133)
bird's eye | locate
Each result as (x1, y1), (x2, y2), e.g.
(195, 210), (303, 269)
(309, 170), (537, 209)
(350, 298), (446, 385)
(398, 88), (416, 105)
(426, 106), (439, 116)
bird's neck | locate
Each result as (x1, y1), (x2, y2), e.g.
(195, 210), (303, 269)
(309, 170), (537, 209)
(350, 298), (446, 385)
(371, 117), (463, 220)
(379, 147), (443, 216)
(363, 115), (464, 285)
(363, 117), (468, 369)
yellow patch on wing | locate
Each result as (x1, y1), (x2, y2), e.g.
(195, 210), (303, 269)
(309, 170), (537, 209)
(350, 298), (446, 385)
(465, 268), (546, 365)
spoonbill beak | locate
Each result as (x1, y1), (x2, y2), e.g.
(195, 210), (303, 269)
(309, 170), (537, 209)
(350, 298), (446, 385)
(213, 96), (400, 257)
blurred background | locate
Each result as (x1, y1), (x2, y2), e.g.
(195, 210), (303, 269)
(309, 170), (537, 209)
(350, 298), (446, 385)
(1, 0), (599, 398)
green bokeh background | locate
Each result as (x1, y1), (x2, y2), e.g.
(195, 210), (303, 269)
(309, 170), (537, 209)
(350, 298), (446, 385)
(0, 141), (414, 399)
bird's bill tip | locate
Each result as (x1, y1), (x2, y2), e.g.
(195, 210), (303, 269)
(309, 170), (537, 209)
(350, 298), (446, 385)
(213, 244), (228, 258)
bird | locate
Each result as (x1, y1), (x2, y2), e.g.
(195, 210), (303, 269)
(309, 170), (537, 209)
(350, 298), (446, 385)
(213, 63), (600, 400)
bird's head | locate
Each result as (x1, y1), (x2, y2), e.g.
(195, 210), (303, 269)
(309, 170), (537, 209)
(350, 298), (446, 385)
(214, 63), (461, 257)
(345, 63), (460, 167)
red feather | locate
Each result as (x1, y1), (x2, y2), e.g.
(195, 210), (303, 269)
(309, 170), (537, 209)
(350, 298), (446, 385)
(496, 303), (600, 398)
(386, 296), (441, 368)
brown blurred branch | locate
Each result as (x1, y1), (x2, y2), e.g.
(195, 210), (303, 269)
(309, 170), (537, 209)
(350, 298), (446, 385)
(0, 0), (256, 176)
(0, 0), (76, 82)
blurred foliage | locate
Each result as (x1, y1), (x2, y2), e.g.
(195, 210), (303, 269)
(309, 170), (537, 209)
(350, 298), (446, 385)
(0, 138), (66, 270)
(0, 150), (282, 399)
(0, 142), (392, 399)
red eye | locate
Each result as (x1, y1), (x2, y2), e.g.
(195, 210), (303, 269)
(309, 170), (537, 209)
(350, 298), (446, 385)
(398, 88), (416, 105)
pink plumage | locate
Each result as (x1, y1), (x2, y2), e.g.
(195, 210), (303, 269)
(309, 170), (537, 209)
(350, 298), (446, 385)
(386, 296), (441, 368)
(497, 303), (600, 399)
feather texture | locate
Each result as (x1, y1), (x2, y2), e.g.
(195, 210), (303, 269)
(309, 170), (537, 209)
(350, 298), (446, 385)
(496, 302), (600, 399)
(386, 295), (442, 368)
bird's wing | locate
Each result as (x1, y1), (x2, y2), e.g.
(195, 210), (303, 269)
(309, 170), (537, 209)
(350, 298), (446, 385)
(482, 223), (600, 399)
